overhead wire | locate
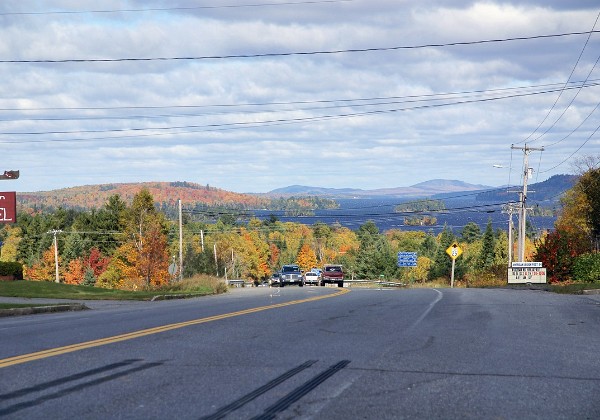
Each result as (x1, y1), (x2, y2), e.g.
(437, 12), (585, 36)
(1, 79), (595, 113)
(2, 82), (598, 143)
(1, 31), (597, 64)
(515, 11), (600, 146)
(540, 122), (600, 173)
(0, 0), (355, 16)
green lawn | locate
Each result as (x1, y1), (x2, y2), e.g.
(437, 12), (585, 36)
(548, 282), (600, 294)
(0, 280), (213, 301)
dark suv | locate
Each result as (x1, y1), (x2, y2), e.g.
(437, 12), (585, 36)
(279, 264), (304, 287)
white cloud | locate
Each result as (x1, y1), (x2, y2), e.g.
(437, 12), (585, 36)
(0, 0), (598, 193)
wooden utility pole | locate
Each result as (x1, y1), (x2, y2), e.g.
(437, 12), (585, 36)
(502, 203), (518, 267)
(48, 229), (62, 283)
(511, 144), (544, 262)
(178, 199), (183, 282)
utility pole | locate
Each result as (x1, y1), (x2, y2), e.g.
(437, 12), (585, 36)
(511, 144), (544, 262)
(48, 229), (62, 283)
(214, 243), (218, 276)
(502, 203), (518, 267)
(178, 199), (183, 282)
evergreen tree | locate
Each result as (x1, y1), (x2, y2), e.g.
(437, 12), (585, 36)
(478, 219), (496, 268)
(460, 222), (481, 243)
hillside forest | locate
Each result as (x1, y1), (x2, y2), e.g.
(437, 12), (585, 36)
(1, 168), (600, 288)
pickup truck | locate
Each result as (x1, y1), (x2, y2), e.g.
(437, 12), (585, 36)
(321, 264), (344, 287)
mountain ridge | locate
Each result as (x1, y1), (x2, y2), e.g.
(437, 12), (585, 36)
(13, 176), (574, 211)
(266, 179), (493, 198)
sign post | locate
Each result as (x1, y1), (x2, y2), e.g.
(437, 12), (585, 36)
(508, 262), (546, 284)
(445, 242), (463, 288)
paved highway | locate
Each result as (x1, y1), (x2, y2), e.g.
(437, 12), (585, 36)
(1, 287), (600, 419)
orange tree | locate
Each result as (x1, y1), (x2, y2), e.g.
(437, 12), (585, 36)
(118, 189), (170, 289)
(297, 242), (318, 272)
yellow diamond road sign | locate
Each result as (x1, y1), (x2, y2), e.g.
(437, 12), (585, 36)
(446, 242), (463, 260)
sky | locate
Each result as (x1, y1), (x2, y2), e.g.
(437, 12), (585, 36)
(0, 0), (599, 194)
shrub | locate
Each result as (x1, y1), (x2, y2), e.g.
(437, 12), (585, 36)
(0, 261), (24, 280)
(164, 274), (227, 294)
(571, 253), (600, 283)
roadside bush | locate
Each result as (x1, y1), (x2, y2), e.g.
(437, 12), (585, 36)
(0, 261), (24, 280)
(464, 271), (506, 288)
(163, 274), (227, 294)
(571, 253), (600, 283)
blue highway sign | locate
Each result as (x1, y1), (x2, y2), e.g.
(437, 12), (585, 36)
(397, 251), (417, 267)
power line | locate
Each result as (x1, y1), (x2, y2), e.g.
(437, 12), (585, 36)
(0, 0), (354, 16)
(3, 83), (597, 141)
(3, 80), (599, 124)
(518, 14), (600, 144)
(541, 121), (600, 173)
(1, 30), (597, 64)
(1, 79), (595, 113)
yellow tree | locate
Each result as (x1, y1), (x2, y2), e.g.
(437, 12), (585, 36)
(297, 243), (317, 272)
(119, 189), (170, 289)
(323, 226), (359, 263)
(0, 225), (20, 262)
(555, 182), (592, 245)
(238, 228), (270, 281)
(406, 256), (432, 283)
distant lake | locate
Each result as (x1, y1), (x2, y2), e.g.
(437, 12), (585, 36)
(256, 197), (556, 234)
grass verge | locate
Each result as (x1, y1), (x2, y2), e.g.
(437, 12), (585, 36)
(548, 282), (600, 294)
(0, 274), (226, 301)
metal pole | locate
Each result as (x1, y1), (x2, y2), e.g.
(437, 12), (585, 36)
(450, 258), (456, 288)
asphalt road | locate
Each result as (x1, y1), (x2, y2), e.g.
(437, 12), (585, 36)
(1, 287), (600, 419)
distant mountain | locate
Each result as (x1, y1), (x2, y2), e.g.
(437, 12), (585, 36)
(474, 174), (578, 203)
(267, 185), (361, 196)
(411, 179), (491, 191)
(266, 179), (494, 198)
(18, 181), (268, 210)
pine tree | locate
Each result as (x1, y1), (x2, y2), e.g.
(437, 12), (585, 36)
(478, 219), (496, 268)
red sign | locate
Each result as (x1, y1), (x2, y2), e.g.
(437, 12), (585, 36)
(0, 192), (16, 223)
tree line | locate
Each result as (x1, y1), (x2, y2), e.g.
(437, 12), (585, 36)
(5, 162), (600, 289)
(0, 187), (536, 289)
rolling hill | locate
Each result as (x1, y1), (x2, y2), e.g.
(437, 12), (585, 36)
(17, 181), (268, 210)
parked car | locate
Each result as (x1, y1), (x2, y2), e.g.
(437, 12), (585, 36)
(321, 264), (344, 287)
(279, 264), (304, 287)
(303, 271), (320, 285)
(269, 272), (281, 287)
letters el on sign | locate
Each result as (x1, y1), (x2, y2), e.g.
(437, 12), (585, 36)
(0, 192), (17, 223)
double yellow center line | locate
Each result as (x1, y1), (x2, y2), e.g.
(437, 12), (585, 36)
(0, 288), (349, 369)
